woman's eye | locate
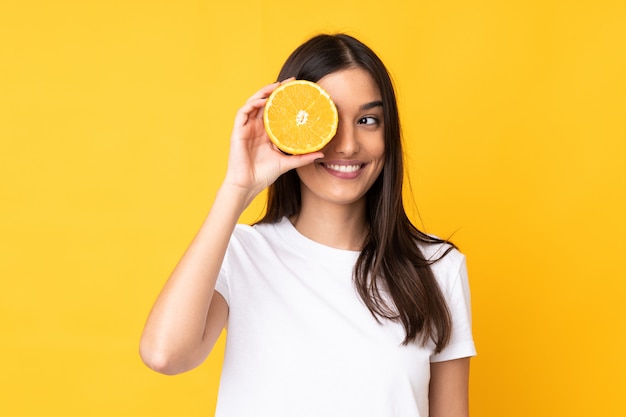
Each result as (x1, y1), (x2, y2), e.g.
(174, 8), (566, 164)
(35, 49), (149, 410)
(358, 116), (378, 125)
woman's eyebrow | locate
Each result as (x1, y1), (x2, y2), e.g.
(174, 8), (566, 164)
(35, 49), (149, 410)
(334, 100), (383, 112)
(360, 100), (383, 111)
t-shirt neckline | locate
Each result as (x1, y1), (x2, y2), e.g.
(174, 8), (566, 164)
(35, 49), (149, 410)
(271, 216), (362, 263)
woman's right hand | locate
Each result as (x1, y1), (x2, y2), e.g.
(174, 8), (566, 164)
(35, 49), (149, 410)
(223, 80), (324, 202)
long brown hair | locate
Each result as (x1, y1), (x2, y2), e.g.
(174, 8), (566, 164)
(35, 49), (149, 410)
(258, 34), (454, 352)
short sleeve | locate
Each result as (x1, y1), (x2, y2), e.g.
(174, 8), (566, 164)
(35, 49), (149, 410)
(430, 254), (476, 362)
(214, 245), (231, 305)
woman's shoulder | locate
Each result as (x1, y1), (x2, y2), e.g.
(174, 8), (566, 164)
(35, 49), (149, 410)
(231, 221), (275, 241)
(230, 218), (288, 246)
(417, 239), (466, 286)
(417, 237), (463, 261)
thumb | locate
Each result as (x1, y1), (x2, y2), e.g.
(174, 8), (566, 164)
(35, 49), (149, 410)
(279, 152), (324, 173)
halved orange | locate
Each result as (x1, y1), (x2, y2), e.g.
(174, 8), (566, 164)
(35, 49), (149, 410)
(263, 80), (338, 154)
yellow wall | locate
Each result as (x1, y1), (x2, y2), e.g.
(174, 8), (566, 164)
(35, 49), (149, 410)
(1, 1), (624, 415)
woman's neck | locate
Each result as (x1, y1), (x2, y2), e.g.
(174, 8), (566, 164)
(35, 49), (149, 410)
(289, 203), (369, 251)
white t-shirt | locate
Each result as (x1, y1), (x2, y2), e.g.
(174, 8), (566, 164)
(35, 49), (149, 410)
(215, 217), (475, 417)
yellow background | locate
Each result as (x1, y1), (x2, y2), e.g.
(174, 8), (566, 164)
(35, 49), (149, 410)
(1, 0), (625, 415)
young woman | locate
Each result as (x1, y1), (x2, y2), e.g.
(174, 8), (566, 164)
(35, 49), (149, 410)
(140, 33), (476, 417)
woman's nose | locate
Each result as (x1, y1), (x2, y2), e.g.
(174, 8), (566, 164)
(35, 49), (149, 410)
(331, 120), (359, 156)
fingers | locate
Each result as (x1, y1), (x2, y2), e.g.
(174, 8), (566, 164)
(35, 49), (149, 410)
(250, 78), (296, 120)
(246, 81), (280, 103)
(237, 78), (300, 126)
(233, 97), (267, 128)
(235, 80), (280, 127)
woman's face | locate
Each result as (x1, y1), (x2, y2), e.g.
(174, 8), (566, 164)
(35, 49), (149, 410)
(296, 67), (385, 210)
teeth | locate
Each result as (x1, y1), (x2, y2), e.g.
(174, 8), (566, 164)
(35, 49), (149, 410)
(325, 163), (361, 173)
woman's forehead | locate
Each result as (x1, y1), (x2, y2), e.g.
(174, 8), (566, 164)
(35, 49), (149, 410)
(317, 68), (382, 110)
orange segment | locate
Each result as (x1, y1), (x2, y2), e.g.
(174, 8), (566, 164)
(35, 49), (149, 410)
(263, 80), (338, 154)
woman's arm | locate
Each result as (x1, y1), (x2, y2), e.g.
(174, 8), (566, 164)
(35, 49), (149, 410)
(139, 80), (323, 375)
(139, 184), (250, 375)
(429, 357), (471, 417)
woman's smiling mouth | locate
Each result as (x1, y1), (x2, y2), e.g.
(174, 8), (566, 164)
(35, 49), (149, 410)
(323, 163), (363, 173)
(320, 162), (366, 179)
